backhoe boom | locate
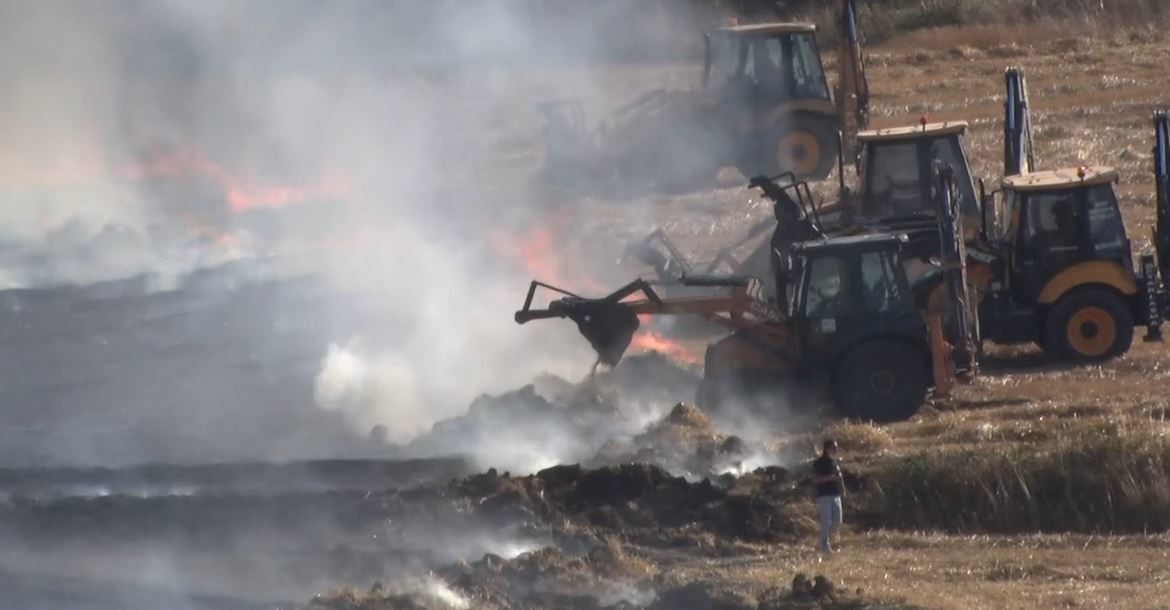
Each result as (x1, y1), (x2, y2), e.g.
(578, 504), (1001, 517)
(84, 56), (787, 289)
(1003, 67), (1036, 176)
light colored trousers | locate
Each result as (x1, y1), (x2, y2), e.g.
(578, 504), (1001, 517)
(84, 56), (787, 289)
(817, 495), (843, 552)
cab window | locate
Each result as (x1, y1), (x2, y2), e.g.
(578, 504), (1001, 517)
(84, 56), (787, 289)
(748, 37), (789, 100)
(705, 33), (741, 89)
(863, 136), (976, 219)
(934, 136), (979, 217)
(804, 255), (852, 318)
(1021, 191), (1082, 266)
(865, 141), (922, 216)
(789, 33), (829, 100)
(1085, 185), (1125, 256)
(860, 250), (908, 313)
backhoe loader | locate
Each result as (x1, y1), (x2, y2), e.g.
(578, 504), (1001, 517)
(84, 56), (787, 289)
(626, 68), (1023, 315)
(539, 0), (869, 192)
(623, 71), (1014, 299)
(972, 112), (1170, 361)
(516, 167), (976, 422)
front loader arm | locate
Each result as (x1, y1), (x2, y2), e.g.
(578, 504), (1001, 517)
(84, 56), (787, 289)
(515, 276), (775, 366)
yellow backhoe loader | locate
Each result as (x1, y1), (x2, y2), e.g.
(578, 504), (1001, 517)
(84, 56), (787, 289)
(972, 112), (1170, 361)
(539, 0), (870, 193)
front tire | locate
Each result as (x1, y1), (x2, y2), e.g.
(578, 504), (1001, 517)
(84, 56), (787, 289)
(831, 340), (929, 423)
(1043, 288), (1134, 362)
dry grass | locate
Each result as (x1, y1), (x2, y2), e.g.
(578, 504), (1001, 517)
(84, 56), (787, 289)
(869, 420), (1170, 533)
(877, 23), (1074, 52)
(809, 0), (1168, 46)
(825, 420), (896, 454)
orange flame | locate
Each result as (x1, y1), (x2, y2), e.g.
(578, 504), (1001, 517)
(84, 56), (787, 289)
(497, 215), (700, 366)
(115, 148), (348, 213)
(494, 222), (562, 282)
(492, 210), (602, 292)
(630, 330), (702, 365)
(629, 314), (701, 365)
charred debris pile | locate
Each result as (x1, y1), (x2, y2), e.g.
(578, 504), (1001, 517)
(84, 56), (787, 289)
(407, 353), (741, 475)
(304, 560), (910, 610)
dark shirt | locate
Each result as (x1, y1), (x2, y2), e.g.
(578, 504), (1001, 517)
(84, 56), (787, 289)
(812, 454), (842, 497)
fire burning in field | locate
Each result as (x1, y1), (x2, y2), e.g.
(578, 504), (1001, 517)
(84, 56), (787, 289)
(494, 222), (562, 284)
(4, 146), (347, 215)
(120, 148), (348, 213)
(630, 313), (701, 365)
(630, 328), (702, 366)
(2, 144), (353, 258)
(499, 214), (702, 367)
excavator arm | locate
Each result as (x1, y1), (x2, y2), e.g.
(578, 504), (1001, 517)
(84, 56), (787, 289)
(837, 0), (870, 157)
(934, 165), (978, 386)
(1003, 66), (1036, 176)
(1154, 111), (1170, 293)
(1142, 111), (1170, 341)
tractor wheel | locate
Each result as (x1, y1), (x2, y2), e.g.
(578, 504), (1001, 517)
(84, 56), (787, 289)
(831, 340), (929, 423)
(1043, 288), (1134, 362)
(751, 119), (837, 181)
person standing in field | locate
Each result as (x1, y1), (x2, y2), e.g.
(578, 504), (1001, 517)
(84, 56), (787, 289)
(811, 439), (844, 553)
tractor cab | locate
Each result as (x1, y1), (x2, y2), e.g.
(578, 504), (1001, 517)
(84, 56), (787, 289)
(978, 166), (1141, 358)
(995, 167), (1130, 302)
(785, 233), (923, 363)
(843, 121), (980, 229)
(704, 23), (831, 110)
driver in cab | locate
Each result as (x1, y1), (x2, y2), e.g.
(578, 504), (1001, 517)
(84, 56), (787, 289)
(807, 257), (850, 319)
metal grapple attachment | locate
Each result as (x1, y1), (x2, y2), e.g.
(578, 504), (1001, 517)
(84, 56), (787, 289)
(570, 301), (641, 366)
(515, 280), (651, 366)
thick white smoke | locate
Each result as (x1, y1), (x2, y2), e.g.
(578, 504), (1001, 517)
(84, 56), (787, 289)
(0, 0), (740, 471)
(314, 343), (426, 443)
(0, 0), (641, 462)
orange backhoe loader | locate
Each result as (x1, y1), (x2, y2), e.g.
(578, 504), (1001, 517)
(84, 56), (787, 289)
(516, 167), (976, 422)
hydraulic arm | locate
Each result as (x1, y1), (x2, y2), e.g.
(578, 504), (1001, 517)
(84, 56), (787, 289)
(1143, 111), (1170, 340)
(1003, 67), (1036, 176)
(934, 166), (978, 381)
(837, 0), (870, 157)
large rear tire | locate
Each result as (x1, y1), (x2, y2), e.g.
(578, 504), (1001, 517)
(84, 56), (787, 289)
(1043, 288), (1134, 363)
(742, 118), (837, 182)
(734, 114), (837, 179)
(831, 340), (929, 423)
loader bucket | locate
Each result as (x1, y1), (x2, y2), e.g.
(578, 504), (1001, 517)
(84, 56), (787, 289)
(567, 302), (641, 367)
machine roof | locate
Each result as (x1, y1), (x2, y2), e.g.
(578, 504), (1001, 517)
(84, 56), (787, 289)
(794, 232), (908, 253)
(857, 121), (969, 142)
(714, 22), (818, 35)
(1002, 167), (1119, 191)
